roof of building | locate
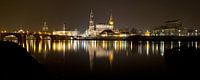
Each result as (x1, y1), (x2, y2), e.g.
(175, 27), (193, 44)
(99, 29), (115, 35)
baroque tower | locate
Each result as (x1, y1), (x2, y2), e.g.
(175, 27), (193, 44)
(108, 11), (114, 27)
(89, 9), (95, 30)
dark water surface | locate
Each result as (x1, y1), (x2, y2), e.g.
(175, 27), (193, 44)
(19, 40), (199, 79)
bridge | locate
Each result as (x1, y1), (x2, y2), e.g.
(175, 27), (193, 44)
(1, 32), (200, 42)
(0, 32), (75, 42)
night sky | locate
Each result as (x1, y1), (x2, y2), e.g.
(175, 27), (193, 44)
(0, 0), (200, 32)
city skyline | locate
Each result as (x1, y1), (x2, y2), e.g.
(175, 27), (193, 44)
(2, 1), (200, 79)
(0, 0), (200, 31)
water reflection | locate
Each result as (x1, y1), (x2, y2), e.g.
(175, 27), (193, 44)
(195, 41), (198, 48)
(146, 41), (150, 56)
(138, 41), (142, 54)
(9, 40), (199, 70)
(160, 41), (165, 56)
(170, 41), (173, 49)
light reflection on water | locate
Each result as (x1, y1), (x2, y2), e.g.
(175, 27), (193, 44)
(9, 40), (200, 71)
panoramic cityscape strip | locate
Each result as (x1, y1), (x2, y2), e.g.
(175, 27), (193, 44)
(0, 10), (199, 41)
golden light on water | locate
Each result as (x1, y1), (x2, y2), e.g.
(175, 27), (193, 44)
(44, 41), (47, 53)
(11, 40), (200, 67)
(102, 41), (107, 49)
(38, 41), (42, 53)
(8, 40), (196, 57)
(146, 41), (150, 56)
(109, 52), (114, 67)
(53, 41), (56, 51)
(63, 41), (66, 56)
(57, 41), (62, 51)
(114, 41), (117, 50)
(26, 41), (29, 52)
(119, 41), (122, 50)
(33, 41), (36, 53)
(48, 40), (51, 51)
(5, 39), (200, 72)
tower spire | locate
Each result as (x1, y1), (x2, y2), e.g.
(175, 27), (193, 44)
(89, 9), (95, 30)
(108, 10), (114, 26)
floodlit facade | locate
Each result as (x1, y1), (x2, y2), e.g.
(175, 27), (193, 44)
(150, 20), (198, 36)
(52, 31), (79, 36)
(84, 10), (114, 37)
(52, 23), (79, 36)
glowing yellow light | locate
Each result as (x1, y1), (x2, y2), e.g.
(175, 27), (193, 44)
(101, 34), (108, 37)
(109, 21), (114, 25)
(47, 40), (51, 50)
(53, 42), (56, 51)
(68, 41), (71, 50)
(146, 41), (150, 56)
(26, 41), (29, 52)
(33, 40), (36, 53)
(38, 41), (42, 53)
(39, 32), (42, 34)
(57, 41), (62, 51)
(44, 42), (47, 53)
(63, 41), (66, 56)
(109, 53), (114, 66)
(144, 30), (151, 36)
(102, 41), (108, 49)
(114, 41), (117, 50)
(119, 41), (122, 50)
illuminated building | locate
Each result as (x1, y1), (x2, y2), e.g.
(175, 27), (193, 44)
(85, 10), (115, 37)
(144, 30), (151, 36)
(18, 29), (25, 33)
(39, 21), (51, 35)
(85, 9), (96, 37)
(108, 12), (114, 27)
(99, 30), (115, 37)
(52, 23), (79, 36)
(1, 30), (7, 33)
(151, 20), (192, 36)
(52, 31), (79, 36)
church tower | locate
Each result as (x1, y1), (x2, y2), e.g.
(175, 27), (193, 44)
(89, 9), (95, 30)
(108, 12), (114, 27)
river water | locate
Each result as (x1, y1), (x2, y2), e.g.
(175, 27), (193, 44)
(15, 40), (199, 79)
